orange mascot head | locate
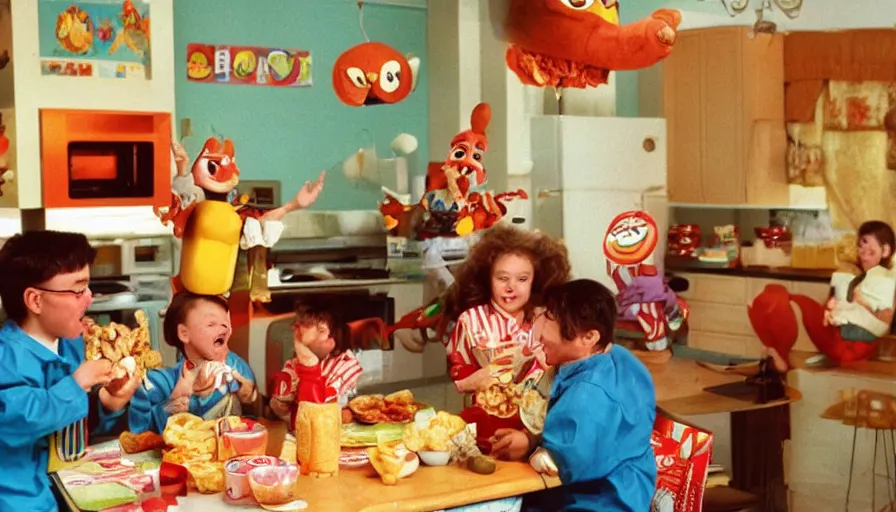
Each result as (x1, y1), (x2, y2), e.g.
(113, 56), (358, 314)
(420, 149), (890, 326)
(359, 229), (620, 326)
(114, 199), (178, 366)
(603, 210), (659, 267)
(503, 0), (681, 88)
(192, 137), (240, 195)
(332, 42), (421, 107)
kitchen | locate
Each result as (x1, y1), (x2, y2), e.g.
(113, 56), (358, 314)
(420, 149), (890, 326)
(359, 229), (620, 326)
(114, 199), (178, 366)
(0, 0), (895, 511)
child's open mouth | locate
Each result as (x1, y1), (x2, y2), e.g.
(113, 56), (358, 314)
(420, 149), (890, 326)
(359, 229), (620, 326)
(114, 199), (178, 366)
(214, 336), (226, 347)
(502, 296), (517, 304)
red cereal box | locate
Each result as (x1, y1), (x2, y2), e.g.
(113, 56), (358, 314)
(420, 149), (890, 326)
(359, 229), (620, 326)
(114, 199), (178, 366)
(651, 412), (713, 512)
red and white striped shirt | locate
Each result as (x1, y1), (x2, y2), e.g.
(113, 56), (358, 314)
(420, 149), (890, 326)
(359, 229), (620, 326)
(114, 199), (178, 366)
(282, 351), (363, 405)
(448, 302), (542, 381)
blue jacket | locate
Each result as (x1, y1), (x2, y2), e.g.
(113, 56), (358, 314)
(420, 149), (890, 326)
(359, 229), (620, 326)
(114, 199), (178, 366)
(129, 352), (255, 434)
(0, 321), (122, 512)
(542, 345), (657, 511)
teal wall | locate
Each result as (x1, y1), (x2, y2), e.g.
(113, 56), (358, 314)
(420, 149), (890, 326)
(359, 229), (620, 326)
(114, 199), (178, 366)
(616, 0), (724, 117)
(173, 1), (428, 210)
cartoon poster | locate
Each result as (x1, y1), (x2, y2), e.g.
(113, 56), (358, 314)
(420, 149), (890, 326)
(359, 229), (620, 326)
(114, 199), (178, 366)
(186, 43), (312, 88)
(37, 0), (151, 80)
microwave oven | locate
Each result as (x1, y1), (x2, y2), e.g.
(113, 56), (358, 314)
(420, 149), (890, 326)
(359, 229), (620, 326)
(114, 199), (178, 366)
(40, 109), (172, 208)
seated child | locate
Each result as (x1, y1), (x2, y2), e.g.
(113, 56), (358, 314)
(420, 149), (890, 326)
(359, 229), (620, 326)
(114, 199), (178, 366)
(0, 231), (137, 511)
(270, 302), (363, 428)
(524, 279), (656, 511)
(129, 292), (257, 434)
(826, 220), (896, 342)
(442, 224), (570, 452)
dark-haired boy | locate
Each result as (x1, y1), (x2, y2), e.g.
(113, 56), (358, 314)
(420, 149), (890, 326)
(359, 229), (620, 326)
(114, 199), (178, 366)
(493, 279), (656, 512)
(0, 230), (140, 512)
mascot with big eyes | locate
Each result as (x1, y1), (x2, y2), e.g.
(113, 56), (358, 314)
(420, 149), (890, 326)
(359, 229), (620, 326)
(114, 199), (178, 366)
(332, 41), (420, 107)
(604, 211), (689, 352)
(155, 137), (324, 301)
(380, 102), (527, 239)
(499, 0), (681, 88)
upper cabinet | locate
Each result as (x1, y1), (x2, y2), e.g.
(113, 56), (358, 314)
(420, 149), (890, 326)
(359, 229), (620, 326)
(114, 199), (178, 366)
(663, 27), (789, 206)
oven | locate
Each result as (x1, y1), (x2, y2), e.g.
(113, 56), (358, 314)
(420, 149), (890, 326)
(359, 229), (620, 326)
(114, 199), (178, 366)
(239, 287), (395, 398)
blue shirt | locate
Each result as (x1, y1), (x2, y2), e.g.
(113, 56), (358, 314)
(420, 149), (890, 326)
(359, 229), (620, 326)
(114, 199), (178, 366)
(542, 345), (657, 512)
(0, 321), (122, 512)
(129, 352), (255, 434)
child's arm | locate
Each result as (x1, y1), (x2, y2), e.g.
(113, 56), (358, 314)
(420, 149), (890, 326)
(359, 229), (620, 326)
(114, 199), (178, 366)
(0, 362), (89, 446)
(127, 368), (179, 434)
(447, 312), (491, 392)
(229, 354), (258, 404)
(540, 384), (626, 484)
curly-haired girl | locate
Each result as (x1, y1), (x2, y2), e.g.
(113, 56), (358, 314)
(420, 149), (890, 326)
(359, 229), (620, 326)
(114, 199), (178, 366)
(443, 224), (570, 452)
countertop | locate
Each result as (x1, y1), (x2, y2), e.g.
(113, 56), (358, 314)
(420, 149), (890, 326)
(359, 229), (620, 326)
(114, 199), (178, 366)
(666, 264), (833, 283)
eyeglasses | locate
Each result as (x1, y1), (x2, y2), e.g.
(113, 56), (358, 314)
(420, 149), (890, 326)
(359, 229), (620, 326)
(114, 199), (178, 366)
(33, 286), (91, 298)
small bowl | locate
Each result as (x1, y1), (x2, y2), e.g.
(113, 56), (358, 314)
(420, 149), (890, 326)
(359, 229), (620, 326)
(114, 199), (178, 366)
(248, 464), (300, 506)
(417, 450), (451, 466)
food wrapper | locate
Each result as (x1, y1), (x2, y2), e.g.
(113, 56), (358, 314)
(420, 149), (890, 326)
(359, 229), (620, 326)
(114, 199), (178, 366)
(449, 423), (481, 465)
(651, 413), (713, 512)
(296, 401), (341, 478)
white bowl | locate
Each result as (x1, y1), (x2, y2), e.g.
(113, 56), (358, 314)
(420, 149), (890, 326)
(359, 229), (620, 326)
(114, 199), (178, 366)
(417, 450), (451, 466)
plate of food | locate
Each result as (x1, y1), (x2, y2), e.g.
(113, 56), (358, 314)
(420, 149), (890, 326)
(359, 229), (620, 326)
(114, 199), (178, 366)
(348, 390), (426, 424)
(474, 383), (522, 419)
(340, 423), (404, 448)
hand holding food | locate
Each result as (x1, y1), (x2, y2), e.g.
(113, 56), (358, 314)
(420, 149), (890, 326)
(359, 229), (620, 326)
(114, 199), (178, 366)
(490, 428), (531, 462)
(455, 367), (492, 393)
(232, 369), (257, 403)
(83, 311), (163, 384)
(100, 370), (142, 412)
(73, 359), (113, 390)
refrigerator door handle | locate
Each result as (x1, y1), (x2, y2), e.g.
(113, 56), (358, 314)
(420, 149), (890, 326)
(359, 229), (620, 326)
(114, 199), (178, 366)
(537, 188), (563, 199)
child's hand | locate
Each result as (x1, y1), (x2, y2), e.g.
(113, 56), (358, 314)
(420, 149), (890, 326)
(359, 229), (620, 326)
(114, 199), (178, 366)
(269, 397), (291, 420)
(73, 359), (114, 391)
(165, 395), (191, 415)
(232, 370), (257, 403)
(295, 344), (320, 367)
(171, 364), (197, 399)
(100, 371), (142, 412)
(455, 367), (492, 393)
(491, 428), (532, 461)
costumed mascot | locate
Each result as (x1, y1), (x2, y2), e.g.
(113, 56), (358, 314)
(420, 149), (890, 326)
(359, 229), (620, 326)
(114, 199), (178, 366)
(605, 211), (688, 353)
(155, 137), (325, 301)
(495, 0), (681, 89)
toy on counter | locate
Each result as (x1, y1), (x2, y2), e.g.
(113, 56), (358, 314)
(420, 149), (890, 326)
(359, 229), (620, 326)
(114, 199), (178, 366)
(0, 114), (13, 197)
(749, 220), (896, 367)
(332, 41), (420, 107)
(379, 103), (527, 238)
(604, 210), (688, 353)
(155, 137), (325, 300)
(501, 0), (681, 89)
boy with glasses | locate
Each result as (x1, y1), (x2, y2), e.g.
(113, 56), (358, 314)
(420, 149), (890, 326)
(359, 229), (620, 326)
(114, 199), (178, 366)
(0, 231), (140, 512)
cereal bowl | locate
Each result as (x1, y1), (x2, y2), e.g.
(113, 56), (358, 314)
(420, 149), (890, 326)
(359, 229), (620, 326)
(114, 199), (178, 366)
(248, 464), (299, 506)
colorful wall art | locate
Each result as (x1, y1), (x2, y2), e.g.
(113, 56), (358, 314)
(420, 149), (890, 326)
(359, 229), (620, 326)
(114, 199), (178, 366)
(38, 0), (151, 79)
(186, 43), (312, 87)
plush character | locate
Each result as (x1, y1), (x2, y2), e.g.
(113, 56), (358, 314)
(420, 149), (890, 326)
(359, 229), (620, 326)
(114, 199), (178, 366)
(605, 211), (688, 352)
(502, 0), (681, 88)
(0, 117), (12, 197)
(155, 137), (325, 300)
(332, 42), (421, 107)
(379, 103), (527, 238)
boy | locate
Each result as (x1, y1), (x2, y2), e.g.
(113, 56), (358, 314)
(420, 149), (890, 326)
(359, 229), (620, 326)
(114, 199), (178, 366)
(493, 279), (656, 512)
(0, 231), (139, 512)
(129, 292), (257, 433)
(270, 302), (363, 428)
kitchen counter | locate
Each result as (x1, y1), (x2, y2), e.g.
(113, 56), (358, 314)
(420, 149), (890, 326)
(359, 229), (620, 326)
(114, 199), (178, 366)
(666, 264), (833, 283)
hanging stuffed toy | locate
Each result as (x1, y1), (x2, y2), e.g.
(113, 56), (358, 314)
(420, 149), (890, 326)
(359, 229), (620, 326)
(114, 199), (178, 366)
(604, 210), (688, 353)
(155, 137), (325, 300)
(379, 102), (527, 238)
(502, 0), (681, 88)
(332, 41), (420, 107)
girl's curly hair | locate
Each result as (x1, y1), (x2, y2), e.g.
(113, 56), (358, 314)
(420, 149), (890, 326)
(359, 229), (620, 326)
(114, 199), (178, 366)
(441, 224), (571, 325)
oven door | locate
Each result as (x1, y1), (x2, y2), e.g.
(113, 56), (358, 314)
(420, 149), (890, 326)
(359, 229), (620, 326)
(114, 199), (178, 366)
(246, 290), (395, 397)
(68, 141), (155, 199)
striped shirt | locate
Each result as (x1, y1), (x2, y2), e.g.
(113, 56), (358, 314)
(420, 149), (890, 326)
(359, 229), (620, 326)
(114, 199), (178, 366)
(282, 351), (363, 405)
(448, 302), (543, 382)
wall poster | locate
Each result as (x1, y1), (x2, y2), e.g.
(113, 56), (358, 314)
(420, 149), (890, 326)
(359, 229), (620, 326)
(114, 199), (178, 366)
(38, 0), (151, 80)
(186, 43), (312, 88)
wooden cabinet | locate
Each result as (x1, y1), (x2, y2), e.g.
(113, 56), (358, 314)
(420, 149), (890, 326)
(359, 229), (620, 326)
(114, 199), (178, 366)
(676, 272), (827, 357)
(663, 27), (789, 206)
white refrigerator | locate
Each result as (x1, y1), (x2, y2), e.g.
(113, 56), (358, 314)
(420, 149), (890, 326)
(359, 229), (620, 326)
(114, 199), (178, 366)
(530, 116), (669, 293)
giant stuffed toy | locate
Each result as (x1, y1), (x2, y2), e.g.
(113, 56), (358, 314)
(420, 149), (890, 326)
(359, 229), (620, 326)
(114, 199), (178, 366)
(155, 137), (325, 301)
(379, 102), (527, 239)
(605, 210), (688, 352)
(500, 0), (681, 88)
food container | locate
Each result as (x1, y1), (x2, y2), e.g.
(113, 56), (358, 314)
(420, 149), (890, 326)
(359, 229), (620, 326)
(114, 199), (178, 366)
(217, 418), (269, 461)
(417, 451), (450, 466)
(224, 455), (284, 503)
(158, 462), (188, 497)
(248, 464), (300, 506)
(296, 401), (341, 478)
